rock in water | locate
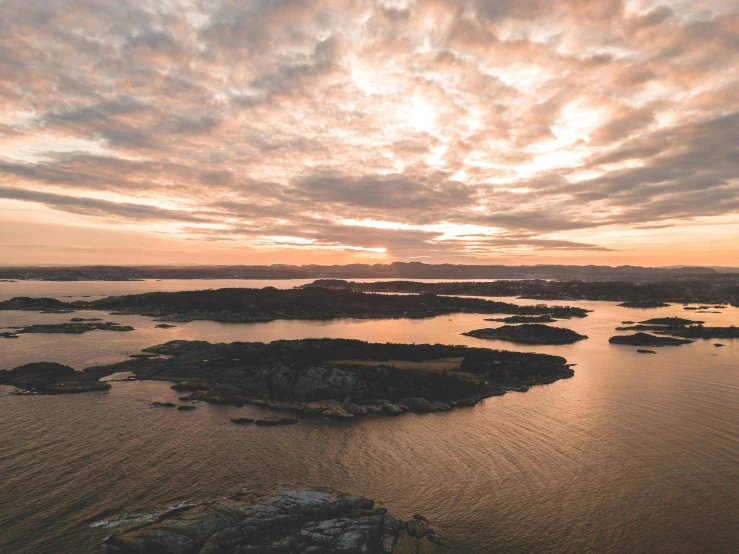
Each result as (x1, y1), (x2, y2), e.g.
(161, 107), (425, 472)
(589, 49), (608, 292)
(230, 417), (255, 425)
(254, 416), (299, 426)
(103, 486), (442, 553)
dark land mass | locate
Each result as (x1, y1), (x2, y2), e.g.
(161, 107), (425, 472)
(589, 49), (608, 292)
(618, 301), (672, 308)
(0, 288), (589, 322)
(463, 324), (588, 345)
(657, 326), (739, 339)
(637, 349), (657, 354)
(0, 362), (111, 394)
(484, 315), (557, 323)
(616, 325), (689, 332)
(103, 485), (442, 554)
(305, 278), (739, 305)
(616, 317), (704, 331)
(1, 322), (134, 338)
(0, 262), (728, 281)
(11, 339), (574, 416)
(640, 317), (704, 326)
(609, 333), (694, 347)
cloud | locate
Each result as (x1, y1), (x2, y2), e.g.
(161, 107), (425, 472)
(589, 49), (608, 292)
(0, 0), (737, 261)
(0, 187), (208, 223)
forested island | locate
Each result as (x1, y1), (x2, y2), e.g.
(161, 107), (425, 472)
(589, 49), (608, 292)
(1, 339), (575, 416)
(0, 287), (589, 322)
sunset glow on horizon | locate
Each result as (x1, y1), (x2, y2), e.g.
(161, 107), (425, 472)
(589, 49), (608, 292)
(1, 0), (738, 266)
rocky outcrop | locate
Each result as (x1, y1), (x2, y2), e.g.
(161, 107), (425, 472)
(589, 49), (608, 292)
(0, 362), (111, 394)
(609, 333), (693, 347)
(463, 324), (588, 345)
(103, 486), (442, 554)
(254, 416), (299, 426)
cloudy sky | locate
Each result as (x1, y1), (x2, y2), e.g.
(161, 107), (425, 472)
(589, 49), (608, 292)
(1, 0), (737, 266)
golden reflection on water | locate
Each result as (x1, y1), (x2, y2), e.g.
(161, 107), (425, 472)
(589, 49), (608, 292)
(0, 281), (737, 553)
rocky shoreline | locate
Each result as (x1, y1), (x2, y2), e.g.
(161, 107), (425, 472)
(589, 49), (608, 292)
(102, 485), (443, 553)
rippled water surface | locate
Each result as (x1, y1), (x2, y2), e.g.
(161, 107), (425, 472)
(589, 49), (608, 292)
(1, 280), (737, 553)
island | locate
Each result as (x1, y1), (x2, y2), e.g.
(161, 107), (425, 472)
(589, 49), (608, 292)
(0, 362), (111, 393)
(617, 300), (671, 308)
(4, 339), (575, 418)
(640, 317), (704, 326)
(484, 315), (557, 323)
(0, 287), (590, 322)
(0, 322), (133, 338)
(463, 324), (588, 345)
(102, 485), (442, 554)
(609, 333), (694, 347)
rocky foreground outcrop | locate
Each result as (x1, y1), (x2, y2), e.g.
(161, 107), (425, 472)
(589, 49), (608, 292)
(76, 338), (574, 417)
(103, 486), (442, 554)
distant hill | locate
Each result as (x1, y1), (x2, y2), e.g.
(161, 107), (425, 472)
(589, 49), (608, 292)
(0, 262), (726, 281)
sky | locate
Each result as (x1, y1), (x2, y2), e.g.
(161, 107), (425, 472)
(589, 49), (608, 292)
(0, 0), (738, 266)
